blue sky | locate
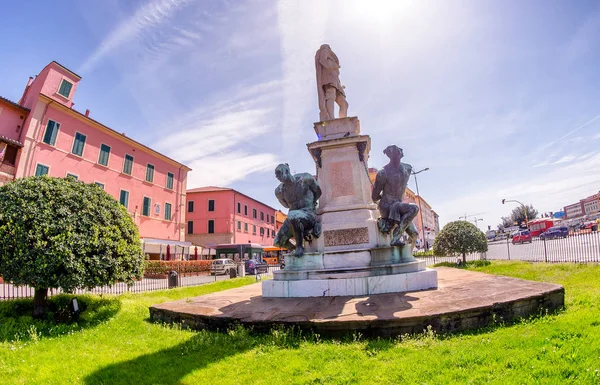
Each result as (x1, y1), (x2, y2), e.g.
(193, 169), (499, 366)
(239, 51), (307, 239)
(2, 0), (600, 229)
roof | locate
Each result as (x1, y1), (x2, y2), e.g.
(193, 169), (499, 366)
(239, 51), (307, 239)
(0, 135), (24, 147)
(50, 61), (82, 80)
(0, 95), (29, 112)
(187, 186), (278, 211)
(187, 186), (232, 193)
(39, 94), (191, 171)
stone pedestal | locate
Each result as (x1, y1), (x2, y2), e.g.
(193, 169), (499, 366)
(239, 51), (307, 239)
(262, 116), (438, 297)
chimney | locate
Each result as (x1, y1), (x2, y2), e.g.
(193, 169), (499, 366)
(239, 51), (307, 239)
(85, 109), (90, 117)
(18, 76), (34, 105)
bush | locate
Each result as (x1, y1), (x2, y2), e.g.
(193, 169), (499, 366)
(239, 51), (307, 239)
(413, 250), (434, 257)
(0, 177), (143, 317)
(433, 260), (491, 269)
(144, 260), (213, 277)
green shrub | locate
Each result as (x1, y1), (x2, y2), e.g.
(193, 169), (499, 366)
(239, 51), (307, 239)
(0, 176), (143, 317)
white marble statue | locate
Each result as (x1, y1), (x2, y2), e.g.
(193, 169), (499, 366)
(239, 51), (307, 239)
(315, 44), (348, 121)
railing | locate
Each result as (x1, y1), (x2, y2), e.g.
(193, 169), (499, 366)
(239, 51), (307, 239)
(416, 230), (600, 265)
(1, 261), (281, 301)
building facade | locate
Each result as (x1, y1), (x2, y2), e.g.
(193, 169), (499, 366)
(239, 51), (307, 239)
(185, 187), (277, 248)
(564, 191), (600, 219)
(0, 61), (191, 250)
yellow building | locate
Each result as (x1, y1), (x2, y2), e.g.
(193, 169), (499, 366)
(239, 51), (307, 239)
(368, 168), (437, 248)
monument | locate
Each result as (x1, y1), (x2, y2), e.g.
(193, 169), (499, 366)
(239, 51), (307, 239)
(263, 45), (438, 297)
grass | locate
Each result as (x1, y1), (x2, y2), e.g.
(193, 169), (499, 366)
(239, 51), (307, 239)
(1, 262), (599, 384)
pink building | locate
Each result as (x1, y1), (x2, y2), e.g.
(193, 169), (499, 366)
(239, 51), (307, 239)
(185, 187), (277, 248)
(0, 61), (191, 255)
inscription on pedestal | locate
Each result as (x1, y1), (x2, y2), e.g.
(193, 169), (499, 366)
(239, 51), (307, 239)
(330, 161), (355, 198)
(324, 227), (369, 247)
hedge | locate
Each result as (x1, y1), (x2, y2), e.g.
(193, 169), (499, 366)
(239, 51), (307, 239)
(144, 260), (212, 278)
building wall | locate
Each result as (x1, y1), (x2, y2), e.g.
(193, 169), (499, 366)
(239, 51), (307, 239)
(0, 101), (26, 141)
(564, 202), (584, 219)
(185, 189), (277, 247)
(10, 62), (189, 242)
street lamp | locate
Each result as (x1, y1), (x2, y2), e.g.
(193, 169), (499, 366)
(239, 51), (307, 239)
(473, 217), (483, 229)
(502, 198), (529, 229)
(412, 167), (430, 249)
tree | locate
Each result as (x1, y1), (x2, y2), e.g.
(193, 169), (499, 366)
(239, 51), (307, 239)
(0, 177), (144, 317)
(433, 221), (488, 264)
(509, 204), (538, 226)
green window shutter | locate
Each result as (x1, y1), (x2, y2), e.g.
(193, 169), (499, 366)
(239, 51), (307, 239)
(66, 173), (78, 180)
(119, 190), (129, 208)
(208, 220), (215, 234)
(164, 203), (172, 220)
(146, 164), (154, 182)
(166, 172), (174, 189)
(95, 182), (105, 190)
(35, 164), (49, 176)
(72, 133), (86, 156)
(143, 197), (151, 216)
(98, 144), (110, 166)
(187, 221), (194, 234)
(123, 154), (133, 175)
(43, 120), (59, 145)
(58, 80), (73, 98)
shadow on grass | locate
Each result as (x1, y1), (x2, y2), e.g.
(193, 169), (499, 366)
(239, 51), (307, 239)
(84, 325), (305, 385)
(0, 294), (121, 342)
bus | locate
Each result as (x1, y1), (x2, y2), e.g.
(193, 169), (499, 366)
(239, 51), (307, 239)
(263, 246), (287, 267)
(214, 243), (264, 262)
(528, 218), (557, 237)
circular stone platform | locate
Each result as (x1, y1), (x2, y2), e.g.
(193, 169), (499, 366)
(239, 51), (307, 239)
(149, 267), (564, 338)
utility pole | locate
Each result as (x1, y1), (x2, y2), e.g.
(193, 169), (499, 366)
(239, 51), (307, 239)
(411, 167), (430, 248)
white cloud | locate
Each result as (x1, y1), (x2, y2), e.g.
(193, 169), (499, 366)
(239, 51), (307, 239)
(549, 155), (577, 165)
(79, 0), (190, 73)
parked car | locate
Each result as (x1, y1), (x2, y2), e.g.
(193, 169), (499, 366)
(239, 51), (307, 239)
(540, 226), (569, 240)
(511, 230), (532, 244)
(244, 259), (268, 275)
(210, 259), (237, 275)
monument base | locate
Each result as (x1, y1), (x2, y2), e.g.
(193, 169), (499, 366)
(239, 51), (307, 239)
(262, 268), (437, 297)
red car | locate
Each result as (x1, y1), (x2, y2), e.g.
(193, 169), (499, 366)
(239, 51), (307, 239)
(512, 230), (532, 244)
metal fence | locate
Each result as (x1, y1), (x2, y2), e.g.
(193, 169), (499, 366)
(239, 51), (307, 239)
(417, 230), (600, 265)
(1, 263), (281, 301)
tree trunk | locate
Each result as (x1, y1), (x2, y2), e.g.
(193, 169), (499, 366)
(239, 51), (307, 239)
(33, 288), (48, 318)
(462, 252), (466, 265)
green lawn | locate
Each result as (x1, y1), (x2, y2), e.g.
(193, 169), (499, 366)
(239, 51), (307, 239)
(1, 262), (600, 384)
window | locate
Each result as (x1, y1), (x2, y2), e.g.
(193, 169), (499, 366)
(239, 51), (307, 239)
(145, 164), (154, 183)
(208, 220), (215, 234)
(271, 215), (275, 224)
(166, 172), (174, 189)
(267, 229), (270, 238)
(154, 203), (160, 215)
(123, 154), (134, 175)
(187, 221), (194, 234)
(58, 79), (73, 98)
(119, 190), (129, 208)
(164, 203), (172, 220)
(3, 145), (17, 165)
(208, 199), (215, 212)
(188, 200), (194, 212)
(253, 225), (257, 234)
(71, 132), (86, 156)
(253, 209), (257, 219)
(244, 205), (248, 216)
(260, 212), (264, 221)
(98, 144), (110, 166)
(35, 164), (49, 176)
(94, 182), (105, 190)
(237, 221), (241, 231)
(244, 223), (248, 232)
(142, 197), (151, 216)
(260, 227), (264, 235)
(42, 120), (60, 145)
(237, 202), (241, 213)
(272, 230), (276, 237)
(66, 173), (78, 180)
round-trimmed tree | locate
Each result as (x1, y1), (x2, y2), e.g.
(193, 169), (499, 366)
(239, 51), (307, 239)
(433, 221), (488, 264)
(0, 176), (144, 317)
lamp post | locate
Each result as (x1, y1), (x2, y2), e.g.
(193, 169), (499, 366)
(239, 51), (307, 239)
(502, 198), (529, 229)
(473, 217), (483, 229)
(412, 167), (430, 249)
